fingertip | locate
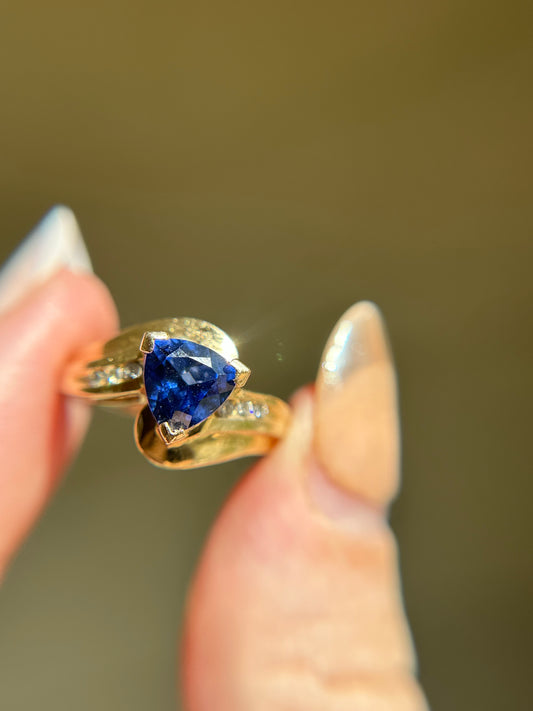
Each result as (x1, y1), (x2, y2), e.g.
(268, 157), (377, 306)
(0, 205), (93, 317)
(0, 269), (119, 570)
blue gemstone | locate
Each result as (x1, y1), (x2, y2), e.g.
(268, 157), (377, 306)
(143, 338), (237, 430)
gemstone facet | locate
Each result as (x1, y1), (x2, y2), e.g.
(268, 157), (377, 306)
(143, 338), (237, 430)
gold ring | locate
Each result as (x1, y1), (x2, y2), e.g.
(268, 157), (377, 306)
(61, 317), (291, 469)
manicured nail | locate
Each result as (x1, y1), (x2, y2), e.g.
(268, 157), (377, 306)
(314, 301), (400, 507)
(0, 205), (92, 316)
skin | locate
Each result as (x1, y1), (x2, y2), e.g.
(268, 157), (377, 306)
(0, 270), (428, 710)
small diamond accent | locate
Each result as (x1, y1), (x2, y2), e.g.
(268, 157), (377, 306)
(117, 364), (143, 380)
(88, 369), (108, 388)
(237, 402), (249, 416)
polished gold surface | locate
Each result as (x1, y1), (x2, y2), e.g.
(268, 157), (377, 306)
(62, 317), (290, 468)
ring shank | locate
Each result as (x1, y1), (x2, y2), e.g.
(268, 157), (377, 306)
(135, 391), (290, 469)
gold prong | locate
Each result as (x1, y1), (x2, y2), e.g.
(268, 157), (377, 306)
(140, 331), (169, 354)
(231, 359), (251, 388)
(157, 421), (188, 445)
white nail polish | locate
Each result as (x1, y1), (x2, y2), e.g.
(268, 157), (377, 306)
(0, 205), (93, 316)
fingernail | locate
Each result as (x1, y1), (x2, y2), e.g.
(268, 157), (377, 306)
(0, 205), (92, 316)
(314, 301), (400, 506)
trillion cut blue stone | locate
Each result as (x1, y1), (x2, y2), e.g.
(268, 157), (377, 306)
(144, 339), (237, 430)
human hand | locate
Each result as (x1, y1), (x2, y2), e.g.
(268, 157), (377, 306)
(0, 208), (428, 710)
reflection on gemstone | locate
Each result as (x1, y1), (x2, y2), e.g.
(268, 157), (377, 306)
(144, 338), (237, 429)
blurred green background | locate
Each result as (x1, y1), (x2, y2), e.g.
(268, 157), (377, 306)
(0, 2), (531, 709)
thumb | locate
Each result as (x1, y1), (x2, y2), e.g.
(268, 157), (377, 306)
(183, 303), (428, 711)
